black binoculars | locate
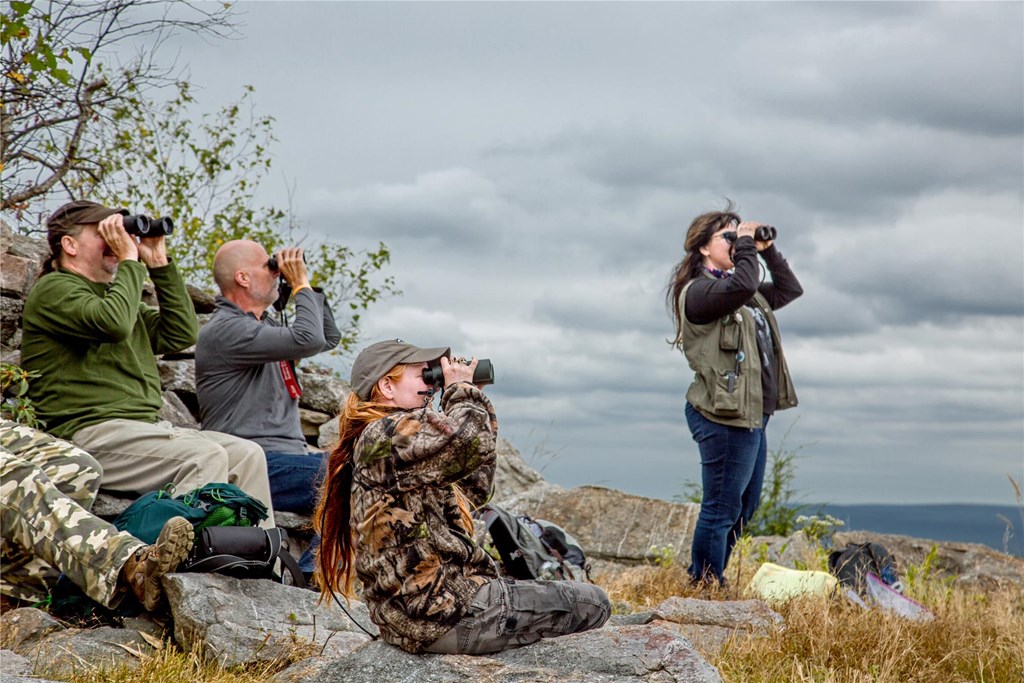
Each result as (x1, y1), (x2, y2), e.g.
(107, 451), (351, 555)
(422, 358), (495, 388)
(723, 225), (777, 243)
(123, 215), (174, 237)
(266, 253), (306, 271)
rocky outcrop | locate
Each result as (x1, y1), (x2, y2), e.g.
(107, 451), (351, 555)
(272, 625), (725, 683)
(504, 485), (700, 566)
(164, 573), (375, 668)
(1, 580), (739, 682)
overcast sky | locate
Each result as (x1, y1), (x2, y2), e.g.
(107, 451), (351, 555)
(169, 1), (1022, 505)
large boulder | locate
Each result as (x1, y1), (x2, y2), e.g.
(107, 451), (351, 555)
(0, 608), (157, 678)
(275, 625), (722, 683)
(164, 572), (376, 668)
(502, 485), (700, 566)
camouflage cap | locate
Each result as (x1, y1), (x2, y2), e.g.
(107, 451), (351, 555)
(351, 339), (450, 401)
(46, 200), (127, 231)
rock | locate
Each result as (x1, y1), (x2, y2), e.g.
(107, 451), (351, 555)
(187, 284), (217, 314)
(503, 485), (700, 566)
(0, 608), (64, 652)
(297, 366), (348, 415)
(15, 626), (157, 677)
(0, 649), (32, 676)
(318, 418), (339, 450)
(158, 390), (200, 429)
(157, 358), (196, 394)
(92, 491), (134, 518)
(275, 625), (722, 683)
(0, 345), (19, 365)
(0, 254), (37, 297)
(0, 297), (24, 349)
(156, 359), (198, 416)
(0, 221), (49, 264)
(650, 596), (783, 655)
(832, 530), (1024, 589)
(300, 408), (333, 439)
(492, 438), (544, 502)
(164, 573), (376, 668)
(141, 281), (157, 308)
(653, 596), (783, 632)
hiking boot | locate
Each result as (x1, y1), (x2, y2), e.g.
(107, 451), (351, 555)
(121, 516), (194, 611)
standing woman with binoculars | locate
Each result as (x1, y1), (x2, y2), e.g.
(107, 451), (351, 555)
(314, 339), (609, 654)
(666, 204), (803, 586)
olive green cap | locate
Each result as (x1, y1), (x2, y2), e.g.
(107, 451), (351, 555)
(350, 339), (450, 400)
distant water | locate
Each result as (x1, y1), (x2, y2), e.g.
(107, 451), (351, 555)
(815, 504), (1023, 558)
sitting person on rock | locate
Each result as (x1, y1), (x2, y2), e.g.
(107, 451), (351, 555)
(314, 339), (610, 654)
(1, 421), (193, 611)
(196, 240), (340, 576)
(19, 201), (274, 527)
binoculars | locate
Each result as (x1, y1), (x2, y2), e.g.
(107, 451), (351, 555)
(723, 225), (777, 243)
(123, 215), (174, 237)
(266, 253), (306, 271)
(422, 358), (495, 388)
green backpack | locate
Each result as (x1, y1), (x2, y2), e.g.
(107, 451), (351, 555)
(112, 482), (269, 544)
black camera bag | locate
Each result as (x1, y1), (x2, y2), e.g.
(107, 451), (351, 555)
(180, 526), (305, 588)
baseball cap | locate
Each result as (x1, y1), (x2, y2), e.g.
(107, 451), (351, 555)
(351, 339), (450, 401)
(46, 200), (128, 231)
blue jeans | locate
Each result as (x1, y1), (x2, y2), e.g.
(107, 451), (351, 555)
(685, 403), (769, 584)
(264, 450), (327, 573)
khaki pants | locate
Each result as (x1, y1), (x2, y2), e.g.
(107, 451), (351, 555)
(424, 578), (610, 655)
(73, 419), (275, 528)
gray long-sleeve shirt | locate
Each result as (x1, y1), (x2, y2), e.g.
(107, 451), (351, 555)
(195, 288), (341, 454)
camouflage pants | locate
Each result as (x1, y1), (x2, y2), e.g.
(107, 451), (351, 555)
(0, 421), (143, 606)
(423, 578), (611, 655)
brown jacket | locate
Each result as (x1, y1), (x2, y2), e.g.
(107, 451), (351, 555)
(351, 382), (499, 652)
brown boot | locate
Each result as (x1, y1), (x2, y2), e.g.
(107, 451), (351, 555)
(121, 516), (194, 611)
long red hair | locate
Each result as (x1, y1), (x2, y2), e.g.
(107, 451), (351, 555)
(313, 364), (479, 604)
(313, 365), (403, 602)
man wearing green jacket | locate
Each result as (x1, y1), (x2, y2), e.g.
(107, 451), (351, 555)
(19, 201), (274, 526)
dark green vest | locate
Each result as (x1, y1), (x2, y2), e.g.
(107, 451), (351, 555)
(678, 278), (797, 428)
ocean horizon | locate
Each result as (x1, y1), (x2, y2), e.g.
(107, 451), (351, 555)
(814, 503), (1023, 558)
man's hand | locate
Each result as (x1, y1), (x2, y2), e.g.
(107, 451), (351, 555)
(276, 247), (310, 290)
(137, 235), (169, 268)
(97, 215), (139, 262)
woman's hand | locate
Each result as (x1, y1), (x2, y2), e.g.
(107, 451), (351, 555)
(440, 355), (477, 388)
(737, 221), (773, 252)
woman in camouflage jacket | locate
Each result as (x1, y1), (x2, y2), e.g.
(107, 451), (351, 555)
(314, 339), (609, 654)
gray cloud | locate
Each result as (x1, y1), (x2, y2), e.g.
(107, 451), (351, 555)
(164, 1), (1021, 505)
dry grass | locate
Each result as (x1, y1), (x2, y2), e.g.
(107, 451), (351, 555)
(50, 636), (317, 683)
(594, 557), (1024, 683)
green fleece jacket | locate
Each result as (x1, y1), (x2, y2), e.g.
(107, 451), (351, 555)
(20, 260), (197, 440)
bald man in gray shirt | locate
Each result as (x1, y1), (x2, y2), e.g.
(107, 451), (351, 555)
(196, 241), (340, 531)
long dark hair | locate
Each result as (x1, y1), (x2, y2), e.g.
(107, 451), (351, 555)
(665, 202), (740, 348)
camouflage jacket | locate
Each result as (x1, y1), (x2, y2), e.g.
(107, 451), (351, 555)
(351, 382), (499, 652)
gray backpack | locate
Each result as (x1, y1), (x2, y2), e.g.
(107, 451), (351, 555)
(476, 504), (590, 582)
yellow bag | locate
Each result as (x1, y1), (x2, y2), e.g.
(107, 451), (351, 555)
(749, 562), (838, 602)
